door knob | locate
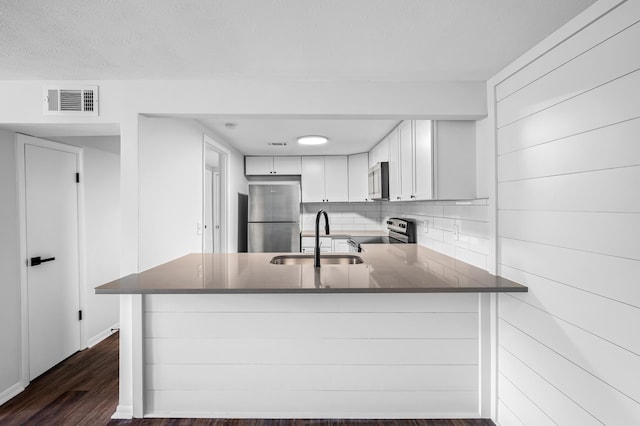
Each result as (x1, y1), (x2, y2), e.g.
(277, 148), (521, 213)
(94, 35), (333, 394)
(30, 256), (55, 267)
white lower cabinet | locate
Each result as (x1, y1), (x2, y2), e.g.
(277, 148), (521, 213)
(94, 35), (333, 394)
(301, 236), (332, 253)
(332, 238), (350, 253)
(301, 237), (349, 253)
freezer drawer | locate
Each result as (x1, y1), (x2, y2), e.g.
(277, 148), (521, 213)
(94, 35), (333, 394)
(248, 222), (301, 253)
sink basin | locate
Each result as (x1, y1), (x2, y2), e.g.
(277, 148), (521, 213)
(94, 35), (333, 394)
(270, 254), (364, 265)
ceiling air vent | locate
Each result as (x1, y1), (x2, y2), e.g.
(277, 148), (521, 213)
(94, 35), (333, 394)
(267, 142), (288, 147)
(43, 85), (99, 116)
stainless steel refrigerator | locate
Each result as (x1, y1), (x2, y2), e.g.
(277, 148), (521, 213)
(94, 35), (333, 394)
(248, 183), (301, 252)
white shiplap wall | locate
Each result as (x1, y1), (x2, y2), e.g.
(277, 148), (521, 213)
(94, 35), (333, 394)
(144, 293), (480, 418)
(494, 1), (640, 424)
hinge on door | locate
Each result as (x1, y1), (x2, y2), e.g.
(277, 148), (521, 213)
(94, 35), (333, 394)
(75, 173), (80, 183)
(78, 310), (83, 321)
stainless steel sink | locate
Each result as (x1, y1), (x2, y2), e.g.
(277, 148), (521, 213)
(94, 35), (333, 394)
(270, 254), (364, 265)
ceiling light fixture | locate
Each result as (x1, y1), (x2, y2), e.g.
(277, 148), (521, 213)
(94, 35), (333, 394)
(297, 135), (328, 145)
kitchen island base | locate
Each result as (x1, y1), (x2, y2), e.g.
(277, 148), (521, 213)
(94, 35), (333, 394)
(115, 292), (493, 419)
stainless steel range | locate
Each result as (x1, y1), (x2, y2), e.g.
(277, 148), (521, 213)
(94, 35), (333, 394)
(347, 218), (416, 252)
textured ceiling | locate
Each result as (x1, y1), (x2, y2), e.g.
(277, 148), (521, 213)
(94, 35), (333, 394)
(0, 0), (596, 81)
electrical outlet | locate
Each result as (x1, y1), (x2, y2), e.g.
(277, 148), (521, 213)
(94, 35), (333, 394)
(423, 220), (429, 234)
(453, 224), (459, 241)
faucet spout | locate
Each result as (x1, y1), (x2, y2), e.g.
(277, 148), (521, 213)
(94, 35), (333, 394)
(314, 210), (330, 268)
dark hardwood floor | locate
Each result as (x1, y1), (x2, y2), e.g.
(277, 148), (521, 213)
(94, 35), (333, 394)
(0, 333), (495, 426)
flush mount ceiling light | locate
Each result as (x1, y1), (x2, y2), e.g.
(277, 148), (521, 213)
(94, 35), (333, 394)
(297, 135), (328, 145)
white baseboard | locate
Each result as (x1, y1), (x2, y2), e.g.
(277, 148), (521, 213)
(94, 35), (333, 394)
(87, 323), (119, 348)
(0, 382), (25, 407)
(111, 404), (133, 419)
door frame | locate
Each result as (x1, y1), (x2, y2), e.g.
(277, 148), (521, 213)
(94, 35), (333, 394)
(15, 133), (87, 387)
(203, 134), (229, 253)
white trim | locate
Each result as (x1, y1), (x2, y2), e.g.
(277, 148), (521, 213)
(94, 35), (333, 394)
(87, 323), (119, 348)
(203, 134), (230, 253)
(143, 411), (481, 419)
(15, 133), (86, 387)
(111, 404), (133, 419)
(0, 382), (25, 407)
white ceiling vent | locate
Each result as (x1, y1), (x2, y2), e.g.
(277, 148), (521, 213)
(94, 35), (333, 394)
(267, 142), (288, 147)
(43, 85), (99, 116)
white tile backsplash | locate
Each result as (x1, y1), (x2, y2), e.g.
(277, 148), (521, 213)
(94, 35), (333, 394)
(302, 198), (491, 270)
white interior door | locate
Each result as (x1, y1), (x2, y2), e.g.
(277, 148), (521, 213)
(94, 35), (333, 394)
(213, 171), (221, 252)
(24, 142), (81, 380)
(204, 168), (214, 253)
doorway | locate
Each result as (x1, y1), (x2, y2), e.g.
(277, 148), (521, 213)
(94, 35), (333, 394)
(16, 134), (85, 382)
(203, 135), (228, 253)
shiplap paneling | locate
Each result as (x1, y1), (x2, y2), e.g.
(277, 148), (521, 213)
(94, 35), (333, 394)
(146, 338), (478, 365)
(499, 210), (640, 260)
(499, 319), (640, 425)
(497, 374), (556, 426)
(144, 294), (480, 417)
(146, 312), (479, 340)
(145, 292), (479, 313)
(497, 68), (640, 155)
(494, 1), (640, 424)
(497, 401), (525, 426)
(497, 20), (640, 127)
(495, 0), (640, 101)
(500, 293), (640, 402)
(500, 238), (640, 307)
(498, 165), (640, 213)
(498, 117), (640, 182)
(145, 364), (479, 391)
(498, 348), (602, 426)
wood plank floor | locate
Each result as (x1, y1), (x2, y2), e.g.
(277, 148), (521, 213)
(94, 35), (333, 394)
(0, 333), (495, 426)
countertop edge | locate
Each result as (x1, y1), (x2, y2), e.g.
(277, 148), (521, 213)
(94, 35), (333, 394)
(96, 286), (528, 295)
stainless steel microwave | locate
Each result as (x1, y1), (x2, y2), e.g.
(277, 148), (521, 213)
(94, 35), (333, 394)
(368, 162), (389, 200)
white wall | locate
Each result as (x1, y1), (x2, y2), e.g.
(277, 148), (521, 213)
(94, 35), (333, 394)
(81, 143), (121, 345)
(138, 116), (248, 271)
(0, 130), (21, 404)
(488, 0), (640, 423)
(138, 116), (205, 271)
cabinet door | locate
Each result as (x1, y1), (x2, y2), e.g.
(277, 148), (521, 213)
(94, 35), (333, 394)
(273, 156), (301, 175)
(245, 156), (273, 175)
(387, 129), (401, 201)
(399, 120), (414, 200)
(413, 120), (434, 200)
(348, 153), (369, 202)
(301, 157), (326, 202)
(332, 238), (350, 253)
(324, 156), (349, 202)
(434, 121), (476, 200)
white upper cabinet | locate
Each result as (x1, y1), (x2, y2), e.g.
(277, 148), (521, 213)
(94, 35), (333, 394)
(368, 136), (389, 168)
(348, 152), (369, 202)
(382, 120), (475, 201)
(301, 156), (349, 203)
(433, 121), (476, 200)
(324, 156), (349, 202)
(245, 156), (301, 175)
(398, 120), (415, 200)
(387, 129), (401, 201)
(413, 120), (434, 200)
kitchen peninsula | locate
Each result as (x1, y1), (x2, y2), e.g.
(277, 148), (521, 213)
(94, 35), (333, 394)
(97, 245), (526, 419)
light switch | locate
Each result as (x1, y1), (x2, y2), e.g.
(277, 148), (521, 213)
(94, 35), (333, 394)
(196, 222), (202, 235)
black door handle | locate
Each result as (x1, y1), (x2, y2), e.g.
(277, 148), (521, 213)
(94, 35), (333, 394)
(30, 256), (55, 267)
